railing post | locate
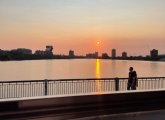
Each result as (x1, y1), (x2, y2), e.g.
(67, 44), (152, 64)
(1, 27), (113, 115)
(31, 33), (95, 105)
(44, 79), (48, 95)
(115, 77), (119, 91)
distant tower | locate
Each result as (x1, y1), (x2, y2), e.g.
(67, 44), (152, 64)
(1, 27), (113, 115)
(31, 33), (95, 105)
(69, 50), (75, 57)
(122, 52), (127, 58)
(150, 49), (158, 58)
(112, 49), (116, 59)
(46, 46), (53, 52)
(95, 52), (98, 58)
(45, 45), (53, 54)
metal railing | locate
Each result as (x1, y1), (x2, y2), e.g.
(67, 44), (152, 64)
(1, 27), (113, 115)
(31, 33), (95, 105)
(1, 77), (165, 99)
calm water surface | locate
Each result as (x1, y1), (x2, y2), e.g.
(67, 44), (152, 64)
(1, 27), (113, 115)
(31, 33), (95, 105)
(0, 59), (165, 81)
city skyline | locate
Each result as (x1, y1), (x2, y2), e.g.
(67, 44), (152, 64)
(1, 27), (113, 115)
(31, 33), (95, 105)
(0, 0), (165, 56)
(0, 46), (161, 58)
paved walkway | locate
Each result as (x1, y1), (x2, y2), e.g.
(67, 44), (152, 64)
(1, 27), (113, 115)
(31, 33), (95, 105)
(27, 110), (165, 120)
(74, 110), (165, 120)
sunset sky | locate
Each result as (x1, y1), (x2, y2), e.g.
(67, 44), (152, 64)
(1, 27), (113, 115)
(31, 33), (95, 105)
(0, 0), (165, 56)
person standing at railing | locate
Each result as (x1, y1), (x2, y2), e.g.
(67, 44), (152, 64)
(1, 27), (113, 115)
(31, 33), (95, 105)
(127, 67), (138, 90)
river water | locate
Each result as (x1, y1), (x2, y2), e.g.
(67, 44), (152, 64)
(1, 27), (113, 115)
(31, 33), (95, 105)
(0, 59), (165, 81)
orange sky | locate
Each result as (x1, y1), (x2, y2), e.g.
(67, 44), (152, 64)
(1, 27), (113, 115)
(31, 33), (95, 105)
(0, 0), (165, 56)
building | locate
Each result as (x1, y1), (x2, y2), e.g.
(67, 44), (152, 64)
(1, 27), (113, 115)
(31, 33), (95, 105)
(102, 53), (109, 59)
(86, 52), (98, 58)
(69, 50), (75, 57)
(45, 46), (53, 55)
(122, 52), (127, 59)
(95, 52), (98, 58)
(112, 49), (116, 59)
(150, 49), (158, 58)
(0, 49), (5, 56)
(11, 48), (32, 54)
(45, 46), (53, 52)
(35, 50), (45, 55)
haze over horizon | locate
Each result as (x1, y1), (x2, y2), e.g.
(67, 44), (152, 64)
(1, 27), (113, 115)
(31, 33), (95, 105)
(0, 0), (165, 56)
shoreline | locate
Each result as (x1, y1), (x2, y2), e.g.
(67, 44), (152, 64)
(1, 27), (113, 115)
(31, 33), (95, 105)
(0, 58), (164, 62)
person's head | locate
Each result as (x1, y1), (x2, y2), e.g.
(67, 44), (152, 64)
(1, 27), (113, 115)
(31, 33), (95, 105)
(129, 67), (133, 72)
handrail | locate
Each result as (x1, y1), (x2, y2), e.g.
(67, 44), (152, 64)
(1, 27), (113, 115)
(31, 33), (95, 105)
(0, 77), (165, 83)
(1, 77), (165, 99)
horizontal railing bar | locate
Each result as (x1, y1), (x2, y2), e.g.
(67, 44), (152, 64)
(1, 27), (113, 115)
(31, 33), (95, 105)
(0, 77), (165, 83)
(0, 80), (44, 83)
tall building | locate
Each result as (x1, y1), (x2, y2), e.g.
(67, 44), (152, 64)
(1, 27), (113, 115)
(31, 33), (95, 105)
(95, 52), (98, 58)
(45, 46), (53, 52)
(112, 49), (116, 59)
(69, 50), (75, 57)
(122, 52), (127, 58)
(150, 49), (158, 58)
(45, 46), (53, 55)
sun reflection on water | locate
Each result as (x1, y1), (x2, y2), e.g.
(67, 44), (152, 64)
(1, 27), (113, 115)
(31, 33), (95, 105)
(96, 59), (102, 94)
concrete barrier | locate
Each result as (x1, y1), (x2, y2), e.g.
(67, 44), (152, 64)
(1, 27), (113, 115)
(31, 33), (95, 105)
(1, 90), (165, 119)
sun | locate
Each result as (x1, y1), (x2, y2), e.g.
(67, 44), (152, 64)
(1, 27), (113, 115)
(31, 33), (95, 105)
(97, 42), (100, 45)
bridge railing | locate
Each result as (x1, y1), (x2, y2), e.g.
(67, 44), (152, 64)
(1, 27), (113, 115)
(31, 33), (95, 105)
(1, 77), (165, 99)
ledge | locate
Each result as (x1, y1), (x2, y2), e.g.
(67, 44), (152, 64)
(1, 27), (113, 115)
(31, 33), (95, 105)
(1, 90), (165, 119)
